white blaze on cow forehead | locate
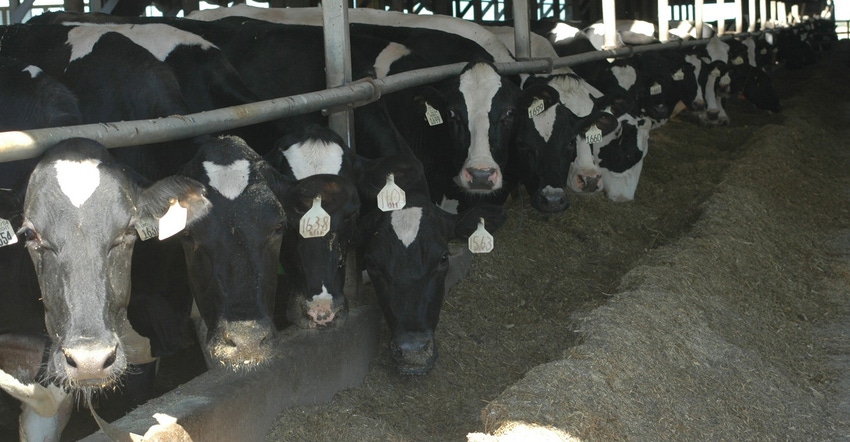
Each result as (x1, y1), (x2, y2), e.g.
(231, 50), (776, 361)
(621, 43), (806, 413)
(203, 159), (251, 200)
(283, 139), (345, 180)
(548, 75), (595, 117)
(391, 207), (423, 248)
(611, 65), (637, 91)
(458, 64), (501, 170)
(54, 159), (100, 208)
(743, 37), (757, 67)
(532, 104), (557, 142)
(705, 37), (729, 63)
(22, 65), (42, 78)
(67, 24), (216, 62)
(373, 42), (412, 78)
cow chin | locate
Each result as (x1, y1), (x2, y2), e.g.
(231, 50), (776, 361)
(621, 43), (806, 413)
(206, 320), (275, 371)
(390, 331), (437, 375)
(287, 292), (348, 330)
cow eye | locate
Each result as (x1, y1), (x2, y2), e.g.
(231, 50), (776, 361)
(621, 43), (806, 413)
(447, 108), (460, 121)
(21, 227), (38, 243)
(439, 252), (450, 265)
(501, 108), (515, 125)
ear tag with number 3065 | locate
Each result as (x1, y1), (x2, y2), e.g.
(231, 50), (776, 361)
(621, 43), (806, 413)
(468, 218), (494, 254)
(300, 196), (330, 238)
(527, 98), (545, 118)
(0, 218), (18, 248)
(377, 173), (406, 212)
(424, 102), (443, 126)
(585, 125), (603, 144)
(158, 200), (187, 240)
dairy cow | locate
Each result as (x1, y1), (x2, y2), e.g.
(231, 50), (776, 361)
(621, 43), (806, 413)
(265, 126), (360, 330)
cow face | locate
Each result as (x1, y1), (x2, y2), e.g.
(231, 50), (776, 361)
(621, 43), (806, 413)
(357, 154), (505, 374)
(20, 138), (209, 390)
(698, 59), (731, 126)
(266, 127), (360, 329)
(179, 136), (285, 369)
(428, 62), (519, 194)
(279, 174), (359, 329)
(737, 67), (781, 113)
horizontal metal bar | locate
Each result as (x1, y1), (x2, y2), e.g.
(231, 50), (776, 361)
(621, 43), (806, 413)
(0, 31), (769, 163)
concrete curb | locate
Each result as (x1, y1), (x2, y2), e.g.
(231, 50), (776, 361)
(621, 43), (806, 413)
(82, 305), (382, 442)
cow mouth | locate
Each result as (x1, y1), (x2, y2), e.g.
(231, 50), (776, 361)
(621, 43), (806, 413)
(203, 320), (276, 371)
(531, 186), (570, 213)
(390, 331), (437, 375)
(288, 292), (348, 329)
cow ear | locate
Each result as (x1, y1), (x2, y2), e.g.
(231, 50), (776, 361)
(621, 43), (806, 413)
(282, 174), (359, 221)
(519, 83), (561, 116)
(136, 176), (211, 229)
(0, 187), (24, 227)
(449, 204), (507, 240)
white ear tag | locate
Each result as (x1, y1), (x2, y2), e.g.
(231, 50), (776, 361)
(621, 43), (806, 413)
(760, 48), (768, 55)
(710, 67), (721, 78)
(673, 69), (684, 81)
(158, 200), (187, 240)
(650, 83), (662, 96)
(527, 98), (545, 118)
(299, 196), (331, 238)
(0, 218), (18, 247)
(468, 218), (493, 254)
(377, 173), (406, 212)
(585, 125), (603, 144)
(135, 219), (159, 241)
(424, 102), (443, 126)
(732, 56), (744, 65)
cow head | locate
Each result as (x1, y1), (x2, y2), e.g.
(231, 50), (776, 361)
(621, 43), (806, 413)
(20, 138), (209, 390)
(357, 154), (505, 374)
(418, 61), (519, 194)
(265, 127), (360, 329)
(178, 136), (285, 369)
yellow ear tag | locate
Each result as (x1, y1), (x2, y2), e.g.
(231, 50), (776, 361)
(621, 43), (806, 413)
(468, 218), (494, 254)
(299, 196), (331, 238)
(158, 200), (187, 240)
(135, 218), (159, 241)
(673, 69), (685, 81)
(585, 125), (603, 144)
(650, 83), (662, 96)
(732, 56), (744, 65)
(0, 218), (18, 247)
(377, 173), (406, 212)
(528, 98), (545, 118)
(424, 102), (443, 126)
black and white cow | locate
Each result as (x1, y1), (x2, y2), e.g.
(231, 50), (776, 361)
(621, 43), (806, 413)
(265, 126), (360, 330)
(18, 137), (209, 390)
(726, 37), (781, 113)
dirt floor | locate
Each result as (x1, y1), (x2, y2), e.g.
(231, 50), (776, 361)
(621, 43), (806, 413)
(263, 41), (850, 441)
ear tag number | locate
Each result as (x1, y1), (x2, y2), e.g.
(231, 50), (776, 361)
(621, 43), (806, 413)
(0, 218), (18, 247)
(585, 125), (603, 144)
(710, 67), (721, 78)
(468, 218), (494, 254)
(300, 196), (331, 238)
(424, 102), (443, 126)
(377, 173), (406, 212)
(158, 200), (187, 240)
(650, 83), (662, 95)
(673, 69), (685, 81)
(135, 219), (159, 241)
(732, 56), (744, 65)
(527, 98), (545, 118)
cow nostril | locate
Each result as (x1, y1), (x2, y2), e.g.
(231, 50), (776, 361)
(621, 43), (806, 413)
(102, 347), (117, 369)
(64, 350), (77, 368)
(223, 336), (237, 348)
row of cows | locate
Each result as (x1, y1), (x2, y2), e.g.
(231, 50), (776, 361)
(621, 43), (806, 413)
(0, 5), (833, 440)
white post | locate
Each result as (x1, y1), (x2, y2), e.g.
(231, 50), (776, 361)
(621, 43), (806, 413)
(658, 0), (670, 42)
(695, 0), (705, 38)
(602, 0), (617, 48)
(323, 0), (354, 148)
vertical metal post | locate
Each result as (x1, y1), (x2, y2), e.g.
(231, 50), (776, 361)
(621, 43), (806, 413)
(769, 0), (777, 27)
(323, 0), (354, 149)
(759, 0), (767, 29)
(694, 0), (704, 38)
(777, 1), (786, 24)
(512, 0), (531, 59)
(658, 0), (670, 42)
(734, 0), (743, 32)
(748, 0), (757, 31)
(601, 0), (617, 49)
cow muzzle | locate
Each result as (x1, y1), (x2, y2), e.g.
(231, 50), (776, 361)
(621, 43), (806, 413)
(575, 173), (603, 193)
(461, 167), (500, 191)
(56, 338), (124, 388)
(390, 331), (437, 375)
(208, 319), (275, 369)
(532, 186), (570, 213)
(288, 292), (348, 329)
